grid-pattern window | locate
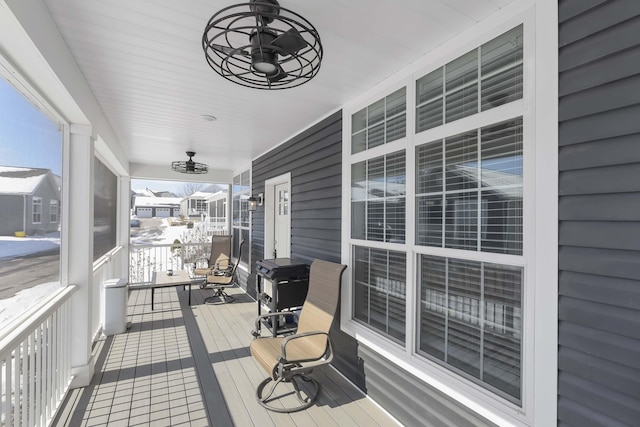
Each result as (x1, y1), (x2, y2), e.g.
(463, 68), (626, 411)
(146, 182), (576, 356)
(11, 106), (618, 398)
(32, 197), (42, 223)
(418, 255), (523, 402)
(232, 170), (250, 264)
(354, 246), (406, 343)
(50, 200), (59, 223)
(352, 87), (406, 154)
(347, 24), (528, 407)
(416, 26), (523, 133)
(351, 151), (406, 243)
(416, 118), (523, 255)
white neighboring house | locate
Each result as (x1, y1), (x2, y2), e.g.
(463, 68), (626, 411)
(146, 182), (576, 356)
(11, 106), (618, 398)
(180, 191), (213, 218)
(133, 196), (181, 218)
(0, 166), (61, 236)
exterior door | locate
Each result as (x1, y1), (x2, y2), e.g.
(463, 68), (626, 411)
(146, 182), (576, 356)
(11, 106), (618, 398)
(273, 182), (290, 258)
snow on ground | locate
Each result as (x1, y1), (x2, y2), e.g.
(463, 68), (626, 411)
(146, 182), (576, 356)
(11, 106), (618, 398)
(0, 232), (60, 258)
(0, 219), (202, 336)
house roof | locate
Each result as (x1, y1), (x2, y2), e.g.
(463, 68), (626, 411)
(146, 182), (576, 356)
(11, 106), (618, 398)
(0, 166), (58, 196)
(134, 196), (182, 208)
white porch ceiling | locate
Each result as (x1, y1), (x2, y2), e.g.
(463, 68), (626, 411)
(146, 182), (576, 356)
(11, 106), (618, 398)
(42, 0), (515, 178)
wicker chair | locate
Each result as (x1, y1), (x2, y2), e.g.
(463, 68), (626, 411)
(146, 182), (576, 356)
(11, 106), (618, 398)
(250, 259), (347, 412)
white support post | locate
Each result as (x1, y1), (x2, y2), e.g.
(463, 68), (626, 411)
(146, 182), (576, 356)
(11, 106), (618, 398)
(67, 123), (96, 388)
(118, 176), (131, 279)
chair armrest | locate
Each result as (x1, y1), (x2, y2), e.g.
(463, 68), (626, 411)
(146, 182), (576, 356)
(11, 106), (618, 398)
(252, 311), (299, 337)
(281, 331), (331, 362)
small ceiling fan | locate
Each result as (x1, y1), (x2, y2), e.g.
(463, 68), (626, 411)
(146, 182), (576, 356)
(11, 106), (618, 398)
(202, 0), (323, 89)
(171, 151), (209, 174)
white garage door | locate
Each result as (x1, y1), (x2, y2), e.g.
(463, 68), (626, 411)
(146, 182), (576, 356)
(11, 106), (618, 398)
(156, 208), (171, 217)
(137, 207), (152, 218)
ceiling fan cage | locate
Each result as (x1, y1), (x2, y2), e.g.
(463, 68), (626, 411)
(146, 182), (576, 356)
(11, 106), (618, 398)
(171, 151), (209, 174)
(202, 1), (323, 89)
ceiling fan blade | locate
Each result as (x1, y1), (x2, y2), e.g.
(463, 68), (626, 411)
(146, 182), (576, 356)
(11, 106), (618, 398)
(209, 43), (250, 57)
(267, 65), (287, 83)
(270, 28), (307, 55)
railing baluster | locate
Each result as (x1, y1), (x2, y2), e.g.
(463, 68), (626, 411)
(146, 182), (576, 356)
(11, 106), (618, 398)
(22, 338), (28, 426)
(14, 345), (20, 427)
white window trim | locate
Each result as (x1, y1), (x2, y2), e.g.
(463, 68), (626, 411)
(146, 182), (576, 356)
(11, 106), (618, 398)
(341, 4), (557, 427)
(32, 196), (43, 224)
(50, 199), (59, 223)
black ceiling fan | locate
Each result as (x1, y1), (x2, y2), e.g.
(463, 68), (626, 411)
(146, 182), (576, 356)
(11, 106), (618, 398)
(171, 151), (209, 174)
(202, 0), (323, 89)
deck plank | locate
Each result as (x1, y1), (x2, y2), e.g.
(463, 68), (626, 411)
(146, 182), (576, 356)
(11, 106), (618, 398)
(54, 285), (400, 427)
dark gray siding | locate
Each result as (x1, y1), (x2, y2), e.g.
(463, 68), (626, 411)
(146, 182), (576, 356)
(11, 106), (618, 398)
(559, 1), (640, 426)
(250, 110), (364, 386)
(359, 345), (496, 427)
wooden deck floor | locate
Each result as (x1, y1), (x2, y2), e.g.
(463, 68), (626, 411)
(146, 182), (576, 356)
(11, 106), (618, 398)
(55, 284), (400, 426)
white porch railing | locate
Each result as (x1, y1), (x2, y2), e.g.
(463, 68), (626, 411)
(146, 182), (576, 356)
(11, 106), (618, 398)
(0, 286), (75, 427)
(129, 242), (211, 284)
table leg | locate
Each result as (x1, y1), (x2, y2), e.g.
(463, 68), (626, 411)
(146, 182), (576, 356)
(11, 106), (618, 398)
(188, 283), (191, 305)
(151, 288), (155, 310)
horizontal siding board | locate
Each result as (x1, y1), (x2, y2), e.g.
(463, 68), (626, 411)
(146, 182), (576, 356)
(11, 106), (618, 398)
(559, 133), (640, 166)
(559, 0), (640, 46)
(559, 321), (640, 369)
(560, 271), (640, 311)
(558, 347), (640, 399)
(558, 372), (640, 426)
(559, 104), (640, 145)
(559, 193), (640, 221)
(559, 0), (608, 23)
(359, 345), (496, 427)
(558, 396), (629, 427)
(559, 44), (640, 97)
(560, 246), (640, 280)
(559, 163), (640, 195)
(559, 221), (640, 251)
(559, 296), (640, 340)
(292, 207), (341, 220)
(559, 74), (640, 122)
(292, 193), (342, 212)
(559, 16), (640, 71)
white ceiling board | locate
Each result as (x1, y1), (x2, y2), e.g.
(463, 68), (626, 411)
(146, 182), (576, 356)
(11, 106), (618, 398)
(41, 0), (516, 176)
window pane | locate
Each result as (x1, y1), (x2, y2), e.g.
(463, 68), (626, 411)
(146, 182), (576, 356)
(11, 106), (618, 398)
(416, 68), (443, 105)
(94, 158), (118, 261)
(480, 119), (523, 255)
(481, 25), (523, 110)
(368, 123), (385, 149)
(481, 26), (523, 75)
(352, 130), (367, 154)
(368, 98), (385, 126)
(367, 157), (385, 198)
(416, 141), (443, 194)
(416, 195), (443, 246)
(446, 86), (478, 123)
(353, 247), (406, 343)
(445, 192), (478, 251)
(446, 49), (478, 92)
(386, 112), (406, 143)
(416, 99), (443, 133)
(352, 108), (367, 133)
(483, 263), (522, 400)
(445, 131), (478, 192)
(0, 76), (63, 335)
(351, 201), (366, 239)
(386, 87), (407, 117)
(419, 255), (523, 402)
(367, 201), (385, 241)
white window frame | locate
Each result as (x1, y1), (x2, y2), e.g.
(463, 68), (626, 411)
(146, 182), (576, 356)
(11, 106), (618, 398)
(341, 5), (557, 427)
(232, 169), (251, 269)
(50, 199), (59, 223)
(32, 196), (43, 224)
